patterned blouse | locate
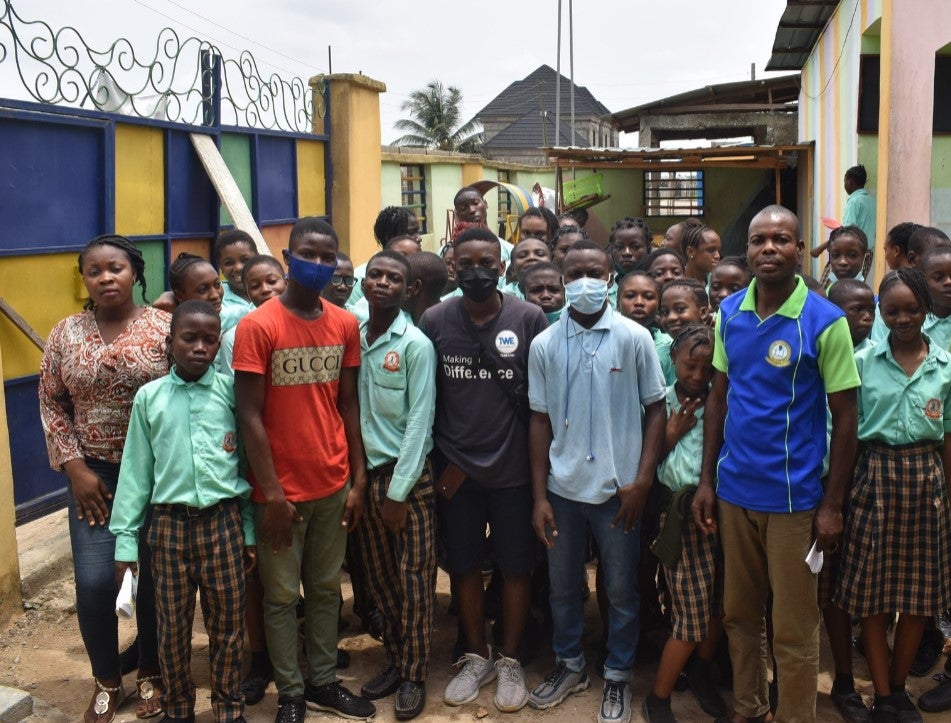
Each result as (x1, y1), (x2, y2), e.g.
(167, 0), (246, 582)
(39, 307), (171, 469)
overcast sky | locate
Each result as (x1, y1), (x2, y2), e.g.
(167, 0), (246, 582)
(4, 0), (792, 144)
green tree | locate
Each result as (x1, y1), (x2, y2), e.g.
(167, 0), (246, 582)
(393, 80), (483, 153)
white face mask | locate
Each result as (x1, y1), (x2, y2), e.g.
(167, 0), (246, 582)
(564, 277), (609, 314)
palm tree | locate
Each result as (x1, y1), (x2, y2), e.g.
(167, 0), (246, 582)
(393, 80), (483, 153)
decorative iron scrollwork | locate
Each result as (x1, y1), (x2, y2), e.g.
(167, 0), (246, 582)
(0, 0), (322, 132)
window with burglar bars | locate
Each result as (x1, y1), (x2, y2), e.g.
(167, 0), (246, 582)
(644, 170), (705, 217)
(400, 164), (427, 233)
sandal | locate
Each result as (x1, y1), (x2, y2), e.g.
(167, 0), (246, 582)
(85, 679), (123, 723)
(135, 674), (163, 719)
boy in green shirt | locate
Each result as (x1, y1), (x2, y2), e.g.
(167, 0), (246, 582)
(356, 250), (437, 720)
(111, 300), (255, 723)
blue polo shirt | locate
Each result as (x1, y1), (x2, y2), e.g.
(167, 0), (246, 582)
(714, 276), (859, 513)
(528, 305), (666, 504)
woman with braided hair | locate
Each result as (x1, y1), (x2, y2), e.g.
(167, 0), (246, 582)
(680, 223), (721, 286)
(40, 234), (170, 722)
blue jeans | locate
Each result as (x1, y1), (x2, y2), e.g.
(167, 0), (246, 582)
(547, 491), (640, 683)
(67, 459), (158, 679)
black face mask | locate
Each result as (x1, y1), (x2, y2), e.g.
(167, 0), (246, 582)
(456, 267), (499, 302)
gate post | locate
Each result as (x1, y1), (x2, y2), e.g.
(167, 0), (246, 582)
(0, 345), (23, 627)
(314, 73), (386, 265)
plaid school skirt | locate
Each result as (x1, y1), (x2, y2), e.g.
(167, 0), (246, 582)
(834, 440), (951, 617)
(657, 512), (723, 642)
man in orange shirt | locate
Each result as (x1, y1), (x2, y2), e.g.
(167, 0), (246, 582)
(234, 217), (375, 723)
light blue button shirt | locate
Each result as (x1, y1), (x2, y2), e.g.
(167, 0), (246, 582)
(528, 305), (666, 504)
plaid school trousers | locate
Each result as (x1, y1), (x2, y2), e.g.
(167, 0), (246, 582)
(148, 498), (246, 722)
(357, 460), (437, 682)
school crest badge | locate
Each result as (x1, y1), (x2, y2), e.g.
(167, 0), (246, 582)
(925, 398), (943, 420)
(383, 351), (401, 372)
(766, 340), (792, 368)
(222, 431), (237, 453)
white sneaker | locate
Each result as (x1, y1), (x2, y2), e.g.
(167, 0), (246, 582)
(494, 654), (528, 712)
(599, 681), (631, 723)
(443, 650), (496, 706)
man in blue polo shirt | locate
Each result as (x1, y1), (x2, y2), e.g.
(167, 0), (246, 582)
(693, 205), (859, 723)
(527, 240), (666, 723)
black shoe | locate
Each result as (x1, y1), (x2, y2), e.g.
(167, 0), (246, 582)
(241, 667), (272, 706)
(305, 680), (376, 720)
(869, 705), (898, 723)
(685, 659), (728, 717)
(275, 694), (306, 723)
(641, 694), (677, 723)
(337, 648), (351, 670)
(159, 717), (195, 723)
(909, 626), (943, 677)
(890, 691), (923, 723)
(361, 665), (401, 700)
(395, 681), (425, 720)
(831, 687), (870, 723)
(919, 678), (951, 713)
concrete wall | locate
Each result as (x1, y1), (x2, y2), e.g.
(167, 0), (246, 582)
(799, 0), (882, 275)
(933, 135), (951, 232)
(798, 0), (951, 282)
(379, 149), (555, 257)
(640, 111), (798, 147)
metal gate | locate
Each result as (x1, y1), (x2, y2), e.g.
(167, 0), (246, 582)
(0, 0), (331, 522)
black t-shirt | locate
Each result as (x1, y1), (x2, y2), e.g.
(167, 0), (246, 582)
(418, 294), (548, 488)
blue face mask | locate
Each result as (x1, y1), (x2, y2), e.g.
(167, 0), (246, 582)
(545, 309), (563, 324)
(287, 255), (337, 293)
(564, 277), (610, 314)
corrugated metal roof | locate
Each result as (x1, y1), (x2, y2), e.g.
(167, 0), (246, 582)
(611, 75), (800, 132)
(766, 0), (840, 71)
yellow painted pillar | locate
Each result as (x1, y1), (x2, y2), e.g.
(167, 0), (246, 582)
(461, 162), (485, 187)
(312, 73), (386, 264)
(0, 345), (23, 627)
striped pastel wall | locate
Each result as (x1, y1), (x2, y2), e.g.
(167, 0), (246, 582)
(799, 0), (882, 269)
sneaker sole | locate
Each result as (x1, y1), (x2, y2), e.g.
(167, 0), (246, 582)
(443, 672), (497, 707)
(305, 701), (376, 720)
(495, 690), (530, 713)
(528, 677), (591, 710)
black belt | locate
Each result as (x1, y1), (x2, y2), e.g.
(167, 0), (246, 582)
(153, 498), (237, 518)
(368, 460), (398, 477)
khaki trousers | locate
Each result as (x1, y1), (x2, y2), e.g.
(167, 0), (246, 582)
(719, 499), (819, 723)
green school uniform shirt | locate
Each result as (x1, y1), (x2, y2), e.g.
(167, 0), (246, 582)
(653, 328), (676, 385)
(657, 384), (704, 493)
(359, 312), (437, 502)
(855, 333), (951, 444)
(110, 366), (254, 562)
(220, 281), (255, 333)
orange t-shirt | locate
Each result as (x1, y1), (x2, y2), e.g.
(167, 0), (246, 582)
(232, 297), (361, 502)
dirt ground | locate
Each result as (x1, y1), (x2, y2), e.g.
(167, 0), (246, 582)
(2, 512), (948, 722)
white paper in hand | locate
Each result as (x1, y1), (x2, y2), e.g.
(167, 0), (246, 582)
(805, 541), (824, 574)
(115, 568), (137, 620)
